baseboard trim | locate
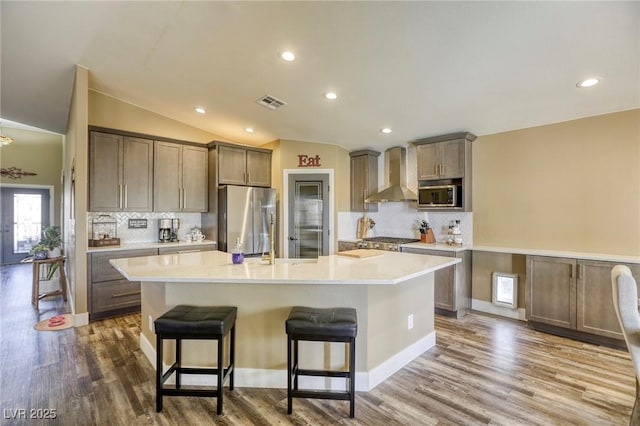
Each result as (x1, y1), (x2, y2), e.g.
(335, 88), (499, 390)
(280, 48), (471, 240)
(140, 330), (436, 392)
(471, 299), (526, 321)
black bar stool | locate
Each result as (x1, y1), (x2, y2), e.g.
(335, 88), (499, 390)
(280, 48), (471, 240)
(285, 306), (358, 418)
(154, 305), (237, 415)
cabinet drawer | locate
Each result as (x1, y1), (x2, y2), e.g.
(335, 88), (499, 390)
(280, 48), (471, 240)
(90, 249), (158, 282)
(158, 244), (216, 255)
(91, 279), (141, 313)
(401, 247), (456, 258)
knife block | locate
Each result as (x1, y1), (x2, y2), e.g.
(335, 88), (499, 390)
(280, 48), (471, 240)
(420, 229), (435, 243)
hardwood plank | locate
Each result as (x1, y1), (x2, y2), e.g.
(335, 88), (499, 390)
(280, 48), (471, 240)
(0, 263), (635, 425)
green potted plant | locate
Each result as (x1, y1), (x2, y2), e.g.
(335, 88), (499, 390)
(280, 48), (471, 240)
(29, 226), (62, 279)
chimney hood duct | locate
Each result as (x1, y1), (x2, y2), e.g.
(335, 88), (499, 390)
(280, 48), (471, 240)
(365, 146), (417, 203)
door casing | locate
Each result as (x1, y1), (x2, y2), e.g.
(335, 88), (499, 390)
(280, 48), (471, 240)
(282, 169), (334, 258)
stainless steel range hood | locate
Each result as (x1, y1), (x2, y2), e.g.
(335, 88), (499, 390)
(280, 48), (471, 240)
(365, 146), (417, 203)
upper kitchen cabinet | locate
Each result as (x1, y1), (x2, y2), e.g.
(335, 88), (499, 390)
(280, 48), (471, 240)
(89, 131), (153, 212)
(349, 150), (380, 212)
(413, 132), (476, 180)
(412, 132), (476, 212)
(154, 142), (208, 212)
(215, 143), (272, 187)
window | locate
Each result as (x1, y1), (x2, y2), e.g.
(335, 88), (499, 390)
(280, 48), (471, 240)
(492, 272), (518, 309)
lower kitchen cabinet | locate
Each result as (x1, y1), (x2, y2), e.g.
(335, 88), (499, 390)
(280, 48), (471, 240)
(526, 255), (640, 342)
(401, 247), (471, 318)
(88, 248), (158, 320)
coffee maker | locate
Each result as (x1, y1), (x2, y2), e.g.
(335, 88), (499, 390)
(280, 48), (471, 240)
(158, 219), (172, 243)
(170, 218), (180, 242)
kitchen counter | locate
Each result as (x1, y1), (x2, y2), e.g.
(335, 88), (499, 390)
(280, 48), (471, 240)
(400, 242), (472, 253)
(110, 250), (459, 284)
(111, 250), (459, 392)
(339, 239), (640, 263)
(472, 245), (640, 264)
(87, 240), (216, 253)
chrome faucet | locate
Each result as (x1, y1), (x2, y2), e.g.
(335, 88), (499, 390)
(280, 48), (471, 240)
(262, 213), (276, 265)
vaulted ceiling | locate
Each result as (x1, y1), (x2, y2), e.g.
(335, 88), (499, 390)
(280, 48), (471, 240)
(1, 1), (638, 150)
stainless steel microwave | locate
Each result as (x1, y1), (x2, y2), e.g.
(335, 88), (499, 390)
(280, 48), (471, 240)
(418, 184), (461, 208)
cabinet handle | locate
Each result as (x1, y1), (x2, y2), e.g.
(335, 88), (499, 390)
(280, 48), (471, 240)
(363, 189), (368, 211)
(434, 164), (438, 176)
(570, 264), (575, 279)
(247, 172), (250, 183)
(183, 188), (187, 210)
(119, 184), (123, 209)
(112, 290), (141, 298)
(576, 264), (581, 280)
(124, 185), (128, 209)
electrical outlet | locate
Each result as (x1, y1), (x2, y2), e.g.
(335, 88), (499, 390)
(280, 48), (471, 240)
(149, 315), (154, 331)
(407, 314), (414, 330)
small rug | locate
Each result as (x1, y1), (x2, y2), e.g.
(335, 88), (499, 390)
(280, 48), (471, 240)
(34, 314), (74, 331)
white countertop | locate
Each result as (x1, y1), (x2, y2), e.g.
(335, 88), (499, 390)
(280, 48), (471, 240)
(338, 239), (639, 263)
(110, 250), (460, 285)
(87, 240), (216, 253)
(472, 245), (640, 264)
(400, 242), (472, 253)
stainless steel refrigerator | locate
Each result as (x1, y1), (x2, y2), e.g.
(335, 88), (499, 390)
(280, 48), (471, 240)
(218, 185), (276, 256)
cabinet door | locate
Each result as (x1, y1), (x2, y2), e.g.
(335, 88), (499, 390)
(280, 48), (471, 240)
(577, 260), (640, 340)
(246, 150), (271, 187)
(218, 145), (247, 185)
(401, 247), (456, 311)
(440, 140), (464, 179)
(416, 144), (440, 180)
(122, 137), (153, 212)
(154, 141), (182, 211)
(89, 132), (122, 211)
(182, 145), (208, 212)
(350, 154), (378, 212)
(526, 256), (576, 329)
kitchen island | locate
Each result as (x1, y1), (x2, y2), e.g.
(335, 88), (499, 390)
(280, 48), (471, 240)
(110, 250), (459, 391)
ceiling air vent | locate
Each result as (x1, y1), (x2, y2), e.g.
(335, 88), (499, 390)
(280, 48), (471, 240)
(256, 95), (287, 110)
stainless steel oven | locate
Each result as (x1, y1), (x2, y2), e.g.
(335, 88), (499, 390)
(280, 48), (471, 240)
(356, 237), (420, 252)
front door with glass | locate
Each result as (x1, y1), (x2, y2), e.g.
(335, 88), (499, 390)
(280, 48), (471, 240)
(0, 187), (50, 264)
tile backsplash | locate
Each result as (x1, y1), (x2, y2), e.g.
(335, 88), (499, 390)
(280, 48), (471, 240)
(88, 212), (203, 244)
(338, 203), (473, 245)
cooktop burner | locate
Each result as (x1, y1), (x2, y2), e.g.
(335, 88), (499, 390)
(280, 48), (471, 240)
(363, 237), (420, 244)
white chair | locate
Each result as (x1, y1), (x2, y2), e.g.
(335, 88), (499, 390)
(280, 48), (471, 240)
(611, 265), (640, 425)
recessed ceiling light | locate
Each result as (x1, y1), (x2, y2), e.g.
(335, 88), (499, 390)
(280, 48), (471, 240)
(281, 51), (295, 62)
(195, 107), (206, 114)
(245, 127), (254, 133)
(380, 128), (392, 134)
(324, 92), (337, 100)
(576, 77), (600, 88)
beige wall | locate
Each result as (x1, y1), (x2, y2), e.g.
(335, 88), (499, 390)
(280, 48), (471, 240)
(88, 90), (224, 143)
(265, 139), (350, 253)
(472, 109), (640, 306)
(0, 128), (63, 225)
(473, 109), (640, 256)
(64, 65), (90, 315)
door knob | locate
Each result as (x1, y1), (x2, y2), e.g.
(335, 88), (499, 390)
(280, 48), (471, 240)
(288, 237), (298, 241)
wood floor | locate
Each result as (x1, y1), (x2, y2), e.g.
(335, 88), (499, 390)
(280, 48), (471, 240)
(1, 263), (635, 425)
